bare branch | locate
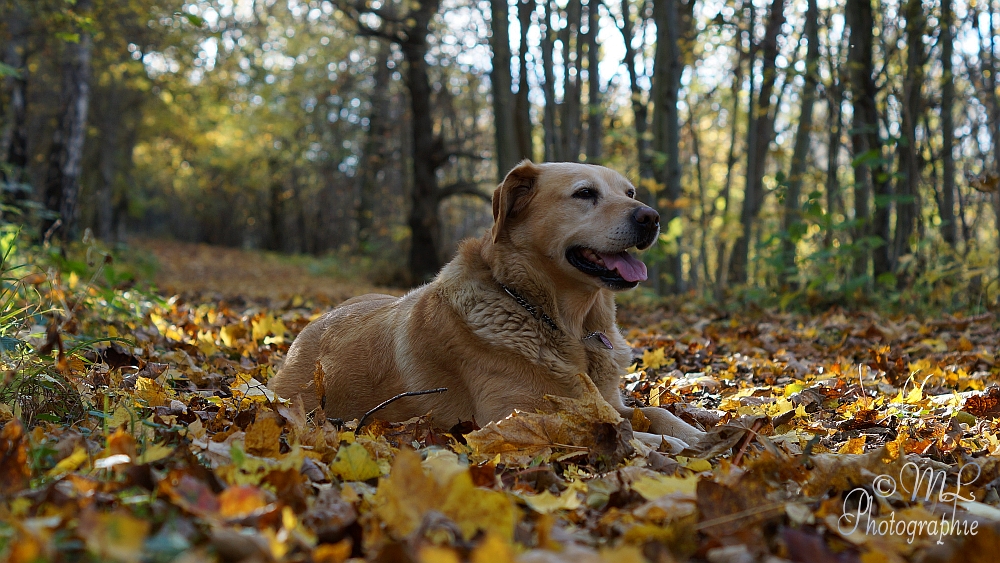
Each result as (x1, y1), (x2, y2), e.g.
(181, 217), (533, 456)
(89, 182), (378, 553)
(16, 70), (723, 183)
(436, 182), (491, 203)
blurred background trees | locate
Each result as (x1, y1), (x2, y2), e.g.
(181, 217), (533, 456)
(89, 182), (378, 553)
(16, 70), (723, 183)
(2, 0), (999, 307)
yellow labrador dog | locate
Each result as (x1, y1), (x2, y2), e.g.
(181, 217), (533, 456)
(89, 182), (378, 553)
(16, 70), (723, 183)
(268, 161), (705, 450)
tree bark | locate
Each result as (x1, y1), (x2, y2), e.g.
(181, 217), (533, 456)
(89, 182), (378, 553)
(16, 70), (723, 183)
(892, 0), (926, 273)
(940, 0), (958, 248)
(1, 1), (30, 188)
(584, 0), (602, 162)
(778, 0), (819, 286)
(514, 0), (535, 161)
(357, 44), (393, 248)
(541, 0), (559, 162)
(96, 84), (122, 242)
(618, 0), (654, 194)
(490, 0), (520, 179)
(846, 0), (891, 281)
(650, 0), (688, 292)
(559, 0), (583, 162)
(714, 4), (746, 297)
(402, 4), (445, 282)
(730, 0), (784, 285)
(43, 0), (93, 242)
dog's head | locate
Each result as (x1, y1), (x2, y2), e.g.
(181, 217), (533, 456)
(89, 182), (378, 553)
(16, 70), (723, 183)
(491, 160), (659, 291)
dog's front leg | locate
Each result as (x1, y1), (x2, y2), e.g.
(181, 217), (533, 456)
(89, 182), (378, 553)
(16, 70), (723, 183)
(636, 406), (705, 448)
(597, 377), (703, 453)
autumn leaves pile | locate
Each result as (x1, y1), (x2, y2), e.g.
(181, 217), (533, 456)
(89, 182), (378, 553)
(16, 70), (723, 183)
(2, 250), (1000, 561)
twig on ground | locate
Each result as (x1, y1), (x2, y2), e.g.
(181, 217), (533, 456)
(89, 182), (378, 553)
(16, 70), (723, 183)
(356, 387), (448, 430)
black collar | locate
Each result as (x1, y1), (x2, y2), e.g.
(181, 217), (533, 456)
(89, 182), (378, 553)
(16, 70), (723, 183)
(498, 282), (560, 332)
(496, 281), (614, 349)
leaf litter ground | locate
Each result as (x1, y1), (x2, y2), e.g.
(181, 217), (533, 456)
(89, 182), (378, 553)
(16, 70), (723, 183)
(2, 241), (1000, 562)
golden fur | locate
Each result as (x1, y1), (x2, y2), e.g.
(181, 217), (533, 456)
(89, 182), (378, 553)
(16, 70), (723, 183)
(268, 161), (705, 449)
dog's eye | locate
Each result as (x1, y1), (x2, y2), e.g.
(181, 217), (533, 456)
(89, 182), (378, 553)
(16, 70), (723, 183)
(626, 189), (635, 198)
(573, 187), (598, 200)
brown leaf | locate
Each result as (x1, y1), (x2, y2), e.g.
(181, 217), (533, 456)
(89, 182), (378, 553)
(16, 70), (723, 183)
(0, 419), (30, 495)
(963, 386), (1000, 419)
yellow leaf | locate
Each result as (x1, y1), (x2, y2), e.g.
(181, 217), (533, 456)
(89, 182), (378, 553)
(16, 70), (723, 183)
(441, 471), (516, 541)
(134, 377), (169, 407)
(244, 417), (282, 458)
(252, 314), (287, 344)
(80, 510), (150, 563)
(642, 347), (668, 370)
(47, 446), (89, 477)
(783, 382), (805, 397)
(374, 449), (515, 541)
(630, 474), (699, 500)
(838, 435), (866, 454)
(330, 443), (381, 482)
(469, 534), (515, 563)
(419, 546), (461, 563)
(218, 485), (269, 519)
(521, 480), (586, 513)
(137, 443), (174, 465)
(220, 324), (245, 347)
(313, 540), (352, 563)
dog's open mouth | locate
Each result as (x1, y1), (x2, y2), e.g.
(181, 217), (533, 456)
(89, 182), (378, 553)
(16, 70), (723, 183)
(566, 246), (648, 289)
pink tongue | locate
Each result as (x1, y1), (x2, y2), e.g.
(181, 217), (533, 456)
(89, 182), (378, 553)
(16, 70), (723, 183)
(598, 252), (647, 282)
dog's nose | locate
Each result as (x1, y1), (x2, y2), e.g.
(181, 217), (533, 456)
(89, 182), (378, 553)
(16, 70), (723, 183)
(632, 206), (659, 227)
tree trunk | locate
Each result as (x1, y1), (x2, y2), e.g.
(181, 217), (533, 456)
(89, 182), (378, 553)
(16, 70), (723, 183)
(43, 0), (93, 242)
(96, 84), (122, 242)
(1, 0), (30, 193)
(650, 0), (687, 292)
(357, 45), (392, 248)
(714, 5), (746, 297)
(730, 0), (785, 285)
(825, 60), (844, 252)
(778, 0), (819, 286)
(541, 0), (559, 162)
(514, 0), (535, 161)
(940, 0), (958, 248)
(402, 6), (444, 282)
(584, 0), (602, 162)
(559, 0), (583, 162)
(892, 0), (925, 273)
(846, 0), (891, 281)
(490, 0), (520, 179)
(619, 0), (654, 195)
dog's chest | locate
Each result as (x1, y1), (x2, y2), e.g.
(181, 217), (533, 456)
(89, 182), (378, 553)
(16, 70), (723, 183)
(462, 296), (624, 379)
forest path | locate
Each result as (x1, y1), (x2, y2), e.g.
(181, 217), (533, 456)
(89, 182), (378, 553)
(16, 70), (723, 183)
(131, 239), (403, 303)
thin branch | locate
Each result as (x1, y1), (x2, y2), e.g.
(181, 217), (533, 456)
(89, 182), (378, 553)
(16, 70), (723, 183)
(436, 182), (491, 202)
(356, 387), (449, 429)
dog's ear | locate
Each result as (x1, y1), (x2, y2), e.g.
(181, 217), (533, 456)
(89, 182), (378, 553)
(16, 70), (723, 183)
(492, 160), (541, 243)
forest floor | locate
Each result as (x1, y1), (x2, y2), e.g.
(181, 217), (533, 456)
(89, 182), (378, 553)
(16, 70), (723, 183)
(2, 239), (1000, 562)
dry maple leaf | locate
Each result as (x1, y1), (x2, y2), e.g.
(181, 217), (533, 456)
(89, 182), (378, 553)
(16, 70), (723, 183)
(465, 373), (629, 466)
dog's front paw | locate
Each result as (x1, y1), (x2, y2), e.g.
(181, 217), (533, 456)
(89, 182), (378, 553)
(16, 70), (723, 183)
(633, 431), (689, 454)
